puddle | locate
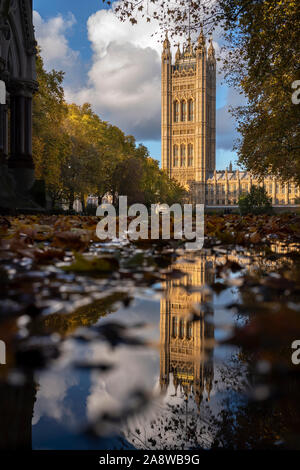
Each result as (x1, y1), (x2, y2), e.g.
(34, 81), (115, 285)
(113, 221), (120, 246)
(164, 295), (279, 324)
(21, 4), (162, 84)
(0, 241), (300, 449)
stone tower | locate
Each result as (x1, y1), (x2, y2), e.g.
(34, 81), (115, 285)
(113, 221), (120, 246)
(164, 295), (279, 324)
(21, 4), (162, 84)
(161, 30), (216, 203)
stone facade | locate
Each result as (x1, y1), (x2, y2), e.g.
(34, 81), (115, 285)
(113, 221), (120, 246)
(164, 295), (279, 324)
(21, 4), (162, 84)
(161, 31), (299, 206)
(206, 168), (299, 206)
(0, 0), (38, 209)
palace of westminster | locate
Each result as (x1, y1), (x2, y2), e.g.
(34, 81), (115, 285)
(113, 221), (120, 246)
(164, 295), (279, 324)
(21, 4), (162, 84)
(161, 31), (299, 206)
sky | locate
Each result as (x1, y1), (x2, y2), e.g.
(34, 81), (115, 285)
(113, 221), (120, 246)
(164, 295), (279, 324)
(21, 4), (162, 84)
(33, 0), (241, 170)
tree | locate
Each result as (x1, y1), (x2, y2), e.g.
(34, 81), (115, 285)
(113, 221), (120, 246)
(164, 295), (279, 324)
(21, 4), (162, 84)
(238, 185), (272, 215)
(33, 52), (70, 207)
(141, 156), (187, 208)
(106, 141), (187, 207)
(62, 103), (110, 209)
(101, 0), (221, 38)
(220, 0), (300, 185)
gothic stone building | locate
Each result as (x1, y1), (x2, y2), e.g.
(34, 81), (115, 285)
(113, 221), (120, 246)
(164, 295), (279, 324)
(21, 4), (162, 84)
(161, 32), (299, 206)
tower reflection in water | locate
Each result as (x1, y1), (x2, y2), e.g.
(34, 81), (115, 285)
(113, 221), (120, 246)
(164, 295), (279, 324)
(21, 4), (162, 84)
(160, 255), (215, 408)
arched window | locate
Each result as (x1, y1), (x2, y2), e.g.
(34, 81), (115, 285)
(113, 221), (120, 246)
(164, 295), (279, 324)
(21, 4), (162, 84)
(173, 101), (179, 122)
(188, 100), (194, 121)
(173, 145), (179, 167)
(186, 322), (192, 340)
(181, 100), (187, 121)
(172, 317), (177, 338)
(188, 144), (193, 167)
(179, 319), (185, 339)
(180, 144), (186, 167)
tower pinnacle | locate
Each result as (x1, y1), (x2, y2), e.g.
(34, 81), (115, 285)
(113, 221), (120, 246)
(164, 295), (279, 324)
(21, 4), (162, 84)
(208, 37), (215, 59)
(197, 24), (206, 49)
(163, 31), (170, 49)
(175, 43), (181, 62)
(162, 31), (171, 61)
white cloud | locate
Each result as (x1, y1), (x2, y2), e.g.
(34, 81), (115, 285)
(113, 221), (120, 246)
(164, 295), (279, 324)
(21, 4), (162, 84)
(33, 11), (79, 71)
(32, 369), (79, 426)
(65, 8), (163, 140)
(87, 8), (162, 57)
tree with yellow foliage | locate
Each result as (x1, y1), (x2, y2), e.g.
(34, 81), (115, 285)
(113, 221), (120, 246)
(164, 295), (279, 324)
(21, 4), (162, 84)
(33, 54), (185, 210)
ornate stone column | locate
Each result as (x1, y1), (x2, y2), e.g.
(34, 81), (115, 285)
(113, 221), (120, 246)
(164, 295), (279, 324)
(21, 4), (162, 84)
(8, 79), (37, 195)
(0, 94), (17, 209)
(0, 0), (38, 210)
(0, 11), (10, 164)
(0, 102), (8, 160)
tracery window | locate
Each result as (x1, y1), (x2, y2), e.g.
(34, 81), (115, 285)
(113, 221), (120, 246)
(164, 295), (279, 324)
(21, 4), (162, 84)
(172, 317), (177, 338)
(188, 99), (194, 121)
(173, 145), (179, 167)
(179, 319), (185, 339)
(180, 144), (186, 167)
(187, 144), (193, 166)
(186, 322), (192, 340)
(173, 101), (179, 122)
(181, 100), (187, 121)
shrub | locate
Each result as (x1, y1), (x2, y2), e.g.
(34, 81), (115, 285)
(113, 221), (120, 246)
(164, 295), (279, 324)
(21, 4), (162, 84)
(238, 186), (272, 215)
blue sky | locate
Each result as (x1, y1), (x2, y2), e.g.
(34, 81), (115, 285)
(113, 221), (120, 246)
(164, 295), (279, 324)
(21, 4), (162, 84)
(33, 1), (239, 170)
(34, 0), (105, 60)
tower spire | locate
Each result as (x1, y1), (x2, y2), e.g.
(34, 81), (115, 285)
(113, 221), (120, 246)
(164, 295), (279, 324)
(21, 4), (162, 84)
(162, 30), (171, 58)
(197, 23), (205, 48)
(175, 43), (181, 62)
(163, 30), (170, 48)
(208, 36), (215, 59)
